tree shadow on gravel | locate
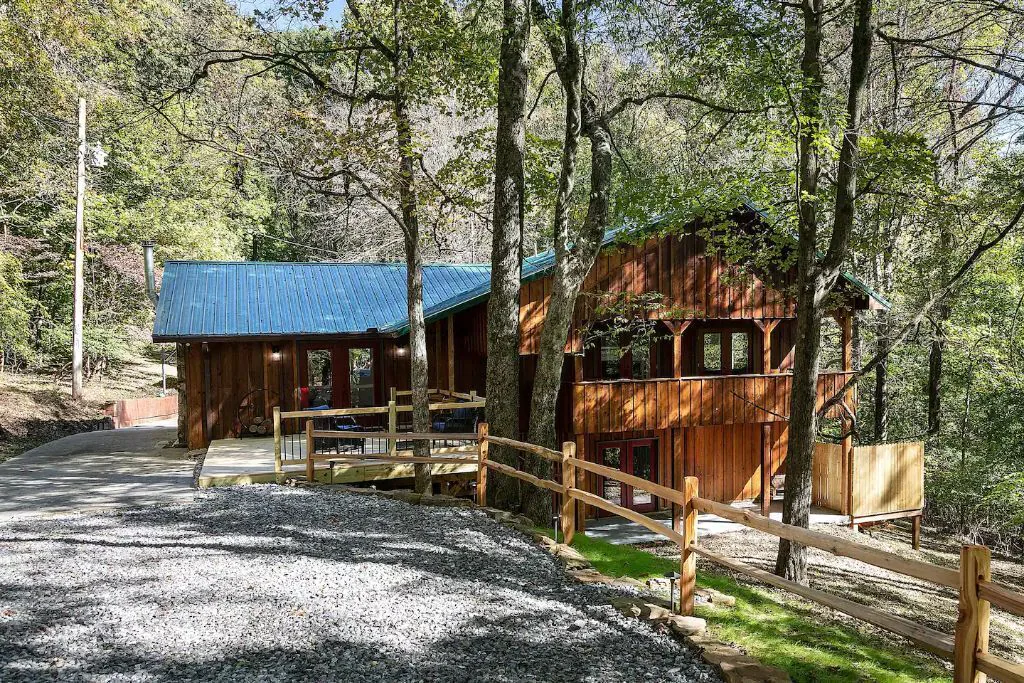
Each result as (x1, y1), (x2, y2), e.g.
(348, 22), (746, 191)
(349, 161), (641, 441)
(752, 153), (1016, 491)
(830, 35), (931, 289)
(0, 488), (713, 683)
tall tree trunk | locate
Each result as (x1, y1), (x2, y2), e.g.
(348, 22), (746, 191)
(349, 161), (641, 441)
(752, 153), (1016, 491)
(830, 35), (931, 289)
(776, 0), (873, 584)
(395, 94), (432, 494)
(927, 225), (952, 437)
(486, 0), (529, 509)
(874, 352), (889, 440)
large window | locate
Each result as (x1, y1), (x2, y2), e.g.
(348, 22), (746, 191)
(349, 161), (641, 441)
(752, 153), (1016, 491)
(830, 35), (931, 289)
(601, 340), (622, 379)
(349, 348), (374, 407)
(731, 332), (750, 373)
(700, 329), (752, 375)
(306, 349), (332, 407)
(702, 333), (722, 373)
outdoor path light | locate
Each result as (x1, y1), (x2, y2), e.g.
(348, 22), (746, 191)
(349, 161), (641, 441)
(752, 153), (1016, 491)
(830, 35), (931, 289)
(664, 571), (681, 613)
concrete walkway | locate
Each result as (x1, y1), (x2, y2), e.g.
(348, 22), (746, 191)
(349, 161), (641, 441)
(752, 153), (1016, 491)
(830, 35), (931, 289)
(0, 420), (194, 522)
(583, 502), (848, 544)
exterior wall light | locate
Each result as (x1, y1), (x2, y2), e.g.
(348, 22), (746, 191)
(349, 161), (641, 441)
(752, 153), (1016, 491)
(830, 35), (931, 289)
(271, 345), (282, 361)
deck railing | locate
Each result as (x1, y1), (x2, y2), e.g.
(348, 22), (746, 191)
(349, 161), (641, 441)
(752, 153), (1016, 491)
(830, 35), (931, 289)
(571, 371), (855, 433)
(272, 391), (485, 474)
(478, 426), (1024, 683)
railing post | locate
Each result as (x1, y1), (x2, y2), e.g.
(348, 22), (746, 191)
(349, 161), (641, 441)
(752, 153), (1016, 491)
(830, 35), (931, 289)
(680, 476), (699, 615)
(273, 407), (282, 475)
(305, 419), (315, 483)
(954, 545), (991, 683)
(561, 441), (577, 546)
(476, 422), (489, 506)
(388, 400), (397, 456)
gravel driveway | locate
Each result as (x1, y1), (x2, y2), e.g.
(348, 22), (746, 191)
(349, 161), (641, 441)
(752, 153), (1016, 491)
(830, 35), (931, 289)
(0, 487), (718, 682)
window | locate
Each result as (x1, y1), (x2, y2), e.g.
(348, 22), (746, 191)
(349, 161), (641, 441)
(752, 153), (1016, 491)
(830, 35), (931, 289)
(702, 333), (722, 372)
(601, 340), (622, 379)
(731, 332), (750, 373)
(631, 337), (652, 380)
(306, 349), (332, 407)
(349, 348), (374, 407)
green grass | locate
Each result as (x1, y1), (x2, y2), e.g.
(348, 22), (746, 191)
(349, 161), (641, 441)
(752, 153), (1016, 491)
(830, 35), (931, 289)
(538, 529), (949, 683)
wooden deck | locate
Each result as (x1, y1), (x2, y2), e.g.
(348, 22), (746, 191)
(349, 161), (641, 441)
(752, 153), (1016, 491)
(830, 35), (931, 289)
(199, 436), (477, 488)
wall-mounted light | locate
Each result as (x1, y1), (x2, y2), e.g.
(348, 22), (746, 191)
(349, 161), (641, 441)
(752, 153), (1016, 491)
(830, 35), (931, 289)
(271, 345), (282, 361)
(396, 346), (409, 356)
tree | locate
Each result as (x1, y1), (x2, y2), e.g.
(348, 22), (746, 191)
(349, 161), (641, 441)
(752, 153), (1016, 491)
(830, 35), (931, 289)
(486, 0), (530, 509)
(156, 0), (495, 492)
(774, 0), (875, 585)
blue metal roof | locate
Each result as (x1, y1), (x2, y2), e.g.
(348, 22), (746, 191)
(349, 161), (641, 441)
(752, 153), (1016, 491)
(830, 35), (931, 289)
(152, 261), (490, 340)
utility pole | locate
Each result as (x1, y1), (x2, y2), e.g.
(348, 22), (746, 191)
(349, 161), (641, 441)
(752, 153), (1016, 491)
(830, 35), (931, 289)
(72, 98), (86, 400)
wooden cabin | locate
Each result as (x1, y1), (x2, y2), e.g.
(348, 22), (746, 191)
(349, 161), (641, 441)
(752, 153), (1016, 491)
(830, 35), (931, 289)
(153, 208), (887, 516)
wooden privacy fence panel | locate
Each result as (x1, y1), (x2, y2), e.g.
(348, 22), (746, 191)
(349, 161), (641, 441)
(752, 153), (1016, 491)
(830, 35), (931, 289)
(852, 442), (924, 518)
(571, 371), (854, 434)
(812, 442), (844, 511)
(104, 395), (178, 429)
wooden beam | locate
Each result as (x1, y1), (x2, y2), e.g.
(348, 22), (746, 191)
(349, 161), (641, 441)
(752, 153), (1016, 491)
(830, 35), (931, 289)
(754, 319), (780, 373)
(692, 495), (960, 588)
(976, 654), (1024, 683)
(664, 320), (692, 378)
(979, 579), (1024, 619)
(761, 423), (771, 517)
(484, 459), (566, 495)
(955, 545), (991, 683)
(569, 488), (685, 544)
(485, 435), (564, 463)
(681, 476), (698, 615)
(447, 315), (455, 391)
(691, 544), (955, 658)
(476, 422), (488, 506)
(561, 441), (577, 545)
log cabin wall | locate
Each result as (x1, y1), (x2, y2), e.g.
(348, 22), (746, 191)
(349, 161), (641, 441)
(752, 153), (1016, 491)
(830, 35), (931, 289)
(520, 231), (798, 355)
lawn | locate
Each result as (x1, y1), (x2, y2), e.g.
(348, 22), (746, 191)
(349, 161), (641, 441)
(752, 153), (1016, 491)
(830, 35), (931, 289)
(541, 529), (950, 683)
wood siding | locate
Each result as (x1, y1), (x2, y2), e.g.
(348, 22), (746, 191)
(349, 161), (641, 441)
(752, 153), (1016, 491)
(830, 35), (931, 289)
(851, 442), (924, 517)
(570, 372), (855, 434)
(520, 232), (798, 354)
(574, 421), (789, 514)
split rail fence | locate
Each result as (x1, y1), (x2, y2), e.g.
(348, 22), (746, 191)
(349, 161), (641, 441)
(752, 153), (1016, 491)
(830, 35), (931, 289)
(286, 419), (1024, 682)
(475, 426), (1024, 683)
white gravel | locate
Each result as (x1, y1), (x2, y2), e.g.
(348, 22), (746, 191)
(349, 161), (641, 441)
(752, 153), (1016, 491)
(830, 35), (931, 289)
(0, 486), (718, 682)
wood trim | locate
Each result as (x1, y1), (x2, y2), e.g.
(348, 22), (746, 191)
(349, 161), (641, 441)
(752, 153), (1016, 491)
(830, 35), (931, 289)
(850, 509), (923, 524)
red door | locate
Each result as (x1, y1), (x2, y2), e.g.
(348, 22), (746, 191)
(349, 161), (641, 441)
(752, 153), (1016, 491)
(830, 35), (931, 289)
(598, 439), (658, 513)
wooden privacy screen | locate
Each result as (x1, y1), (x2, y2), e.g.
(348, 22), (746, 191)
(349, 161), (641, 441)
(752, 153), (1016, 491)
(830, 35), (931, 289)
(812, 442), (845, 512)
(812, 441), (925, 519)
(571, 371), (854, 434)
(852, 442), (924, 517)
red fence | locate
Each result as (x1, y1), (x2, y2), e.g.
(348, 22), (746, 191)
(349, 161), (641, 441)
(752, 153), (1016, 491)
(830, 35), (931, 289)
(104, 395), (178, 428)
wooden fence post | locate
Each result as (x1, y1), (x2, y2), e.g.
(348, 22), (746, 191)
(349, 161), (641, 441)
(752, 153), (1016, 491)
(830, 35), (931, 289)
(681, 476), (699, 615)
(561, 441), (577, 545)
(954, 545), (992, 683)
(476, 422), (489, 507)
(912, 514), (922, 551)
(305, 419), (315, 483)
(273, 407), (282, 475)
(388, 400), (397, 456)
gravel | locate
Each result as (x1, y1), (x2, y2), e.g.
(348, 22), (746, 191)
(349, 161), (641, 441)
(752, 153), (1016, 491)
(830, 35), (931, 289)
(0, 486), (719, 682)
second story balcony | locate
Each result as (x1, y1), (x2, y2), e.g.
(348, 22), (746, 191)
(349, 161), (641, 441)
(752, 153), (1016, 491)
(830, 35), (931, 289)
(569, 371), (855, 435)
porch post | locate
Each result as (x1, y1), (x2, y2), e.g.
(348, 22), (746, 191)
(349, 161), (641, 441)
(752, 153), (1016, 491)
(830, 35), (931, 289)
(447, 315), (455, 392)
(664, 320), (691, 378)
(838, 311), (854, 517)
(754, 319), (780, 374)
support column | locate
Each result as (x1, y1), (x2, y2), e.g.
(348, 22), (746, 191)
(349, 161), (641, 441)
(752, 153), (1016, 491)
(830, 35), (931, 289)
(837, 311), (854, 517)
(664, 320), (692, 377)
(754, 319), (780, 373)
(447, 315), (455, 392)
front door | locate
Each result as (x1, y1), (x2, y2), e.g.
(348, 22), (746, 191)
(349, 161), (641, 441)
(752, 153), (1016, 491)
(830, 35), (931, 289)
(598, 439), (658, 513)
